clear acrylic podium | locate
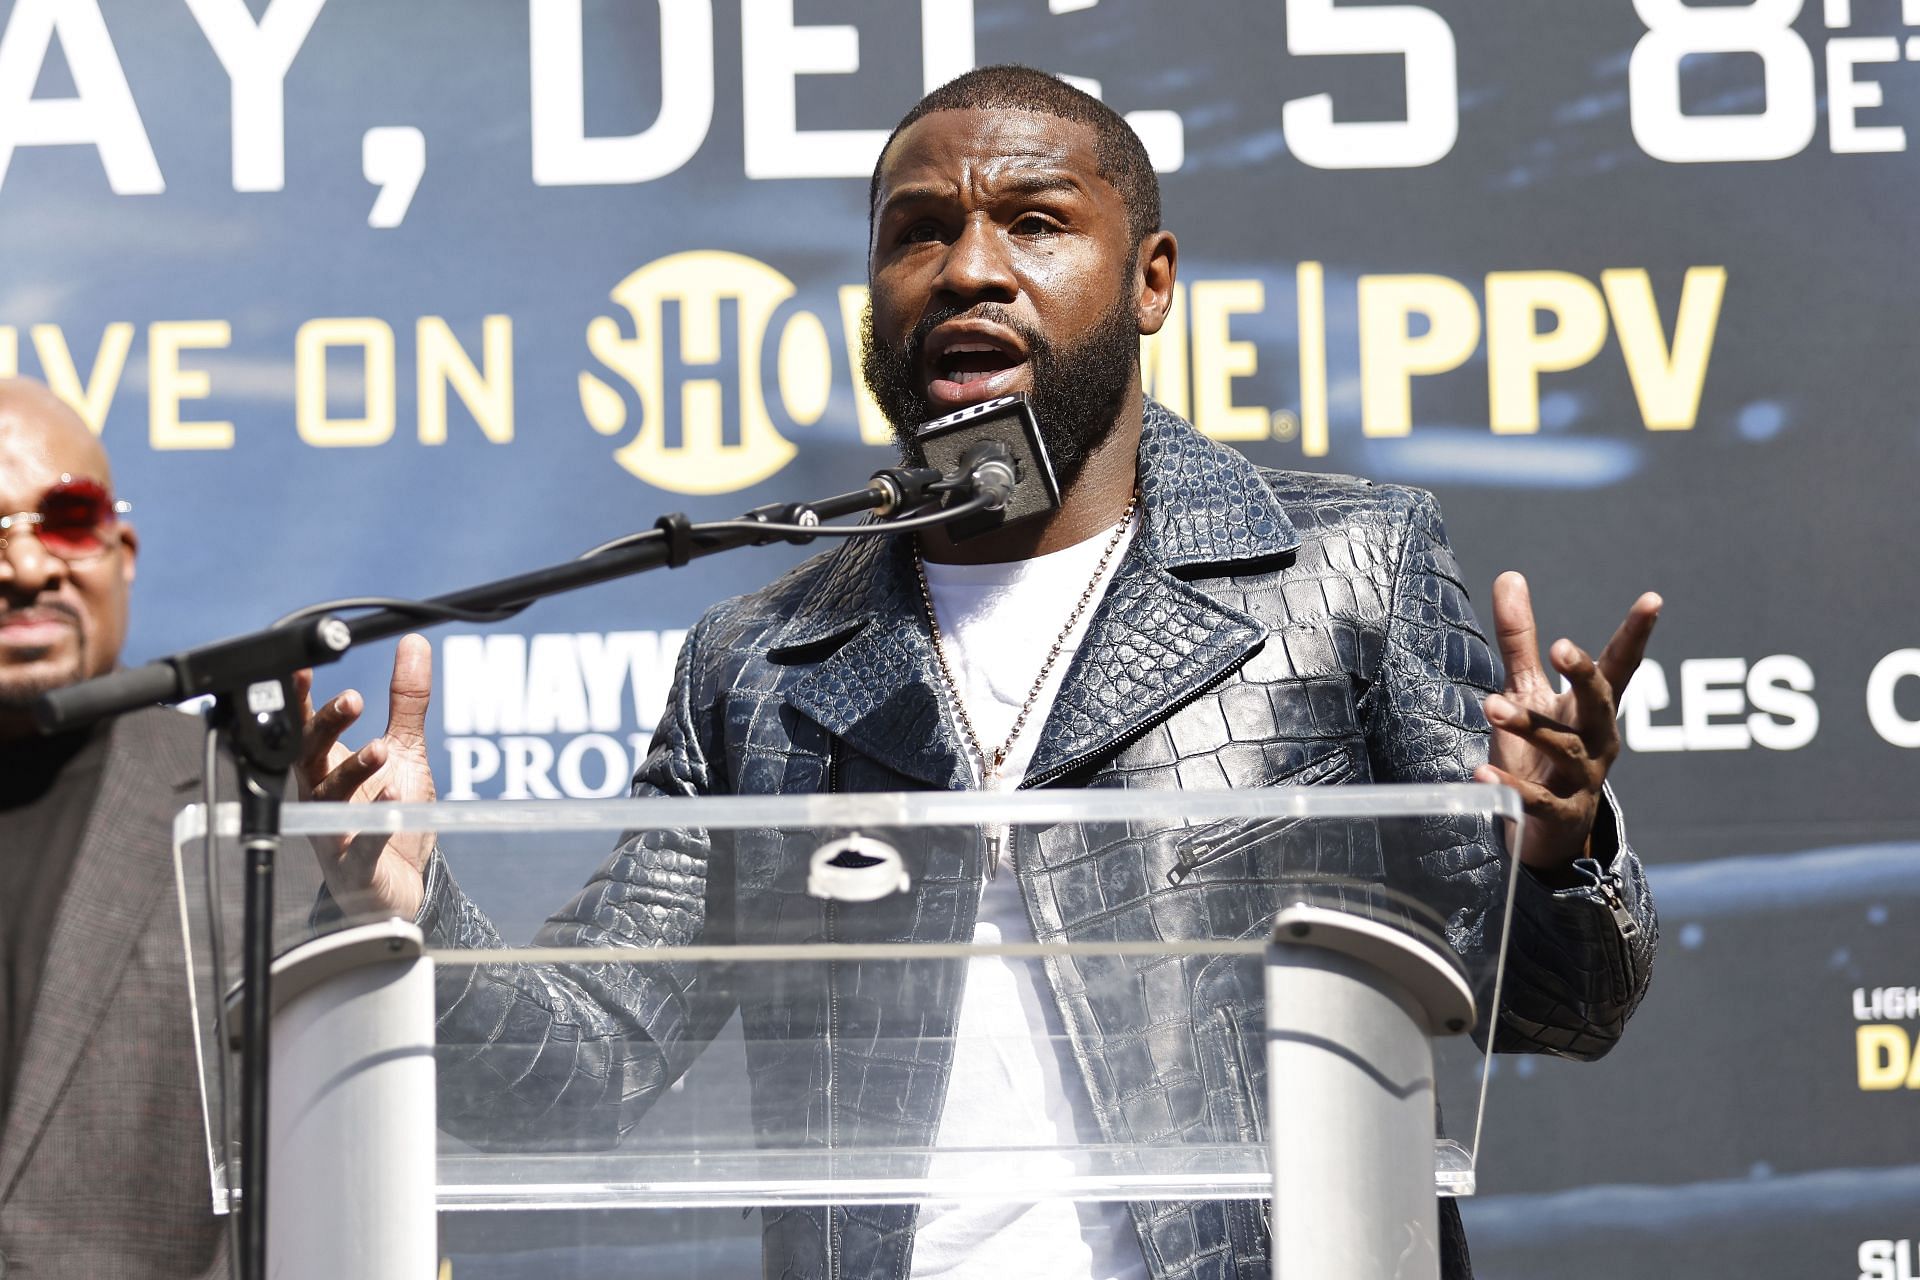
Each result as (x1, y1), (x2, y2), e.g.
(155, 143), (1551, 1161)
(173, 784), (1520, 1280)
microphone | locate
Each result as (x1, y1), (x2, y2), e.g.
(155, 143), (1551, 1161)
(34, 615), (352, 735)
(908, 393), (1061, 541)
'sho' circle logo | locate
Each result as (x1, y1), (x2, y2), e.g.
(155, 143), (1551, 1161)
(579, 251), (836, 496)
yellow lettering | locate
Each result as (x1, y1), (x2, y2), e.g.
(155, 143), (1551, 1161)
(0, 327), (16, 378)
(148, 321), (234, 451)
(1190, 280), (1266, 441)
(1296, 262), (1328, 458)
(1858, 1024), (1912, 1090)
(1486, 271), (1609, 434)
(1358, 275), (1479, 436)
(836, 285), (893, 446)
(1601, 266), (1726, 431)
(32, 323), (133, 437)
(297, 318), (396, 447)
(776, 309), (832, 428)
(416, 315), (514, 444)
(1139, 282), (1189, 420)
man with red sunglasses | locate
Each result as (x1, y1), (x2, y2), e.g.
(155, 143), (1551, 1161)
(0, 376), (232, 1278)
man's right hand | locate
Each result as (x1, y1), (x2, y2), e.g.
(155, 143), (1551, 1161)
(295, 632), (438, 921)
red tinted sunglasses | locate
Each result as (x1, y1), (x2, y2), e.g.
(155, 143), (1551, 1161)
(0, 475), (132, 562)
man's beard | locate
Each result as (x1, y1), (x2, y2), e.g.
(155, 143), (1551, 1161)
(861, 294), (1140, 494)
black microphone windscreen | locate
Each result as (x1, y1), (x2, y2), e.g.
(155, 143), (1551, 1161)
(910, 394), (1061, 538)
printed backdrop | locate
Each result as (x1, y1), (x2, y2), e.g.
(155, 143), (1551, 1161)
(2, 1), (1917, 1276)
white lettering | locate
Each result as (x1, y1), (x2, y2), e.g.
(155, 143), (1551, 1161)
(575, 632), (639, 733)
(0, 0), (163, 194)
(529, 0), (713, 185)
(1624, 655), (1821, 752)
(741, 0), (876, 179)
(524, 633), (590, 735)
(445, 737), (503, 801)
(1680, 657), (1750, 750)
(183, 0), (327, 191)
(919, 0), (975, 96)
(499, 735), (562, 799)
(442, 634), (528, 735)
(1621, 658), (1688, 753)
(1281, 0), (1458, 169)
(1853, 987), (1920, 1022)
(438, 630), (688, 796)
(1827, 37), (1905, 155)
(1868, 649), (1920, 748)
(1745, 653), (1818, 750)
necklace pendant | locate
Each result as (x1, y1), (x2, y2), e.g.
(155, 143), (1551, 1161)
(984, 830), (1000, 880)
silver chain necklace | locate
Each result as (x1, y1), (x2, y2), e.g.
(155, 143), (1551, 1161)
(914, 492), (1140, 850)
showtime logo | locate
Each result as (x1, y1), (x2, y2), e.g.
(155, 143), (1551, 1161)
(579, 251), (849, 496)
(439, 629), (686, 799)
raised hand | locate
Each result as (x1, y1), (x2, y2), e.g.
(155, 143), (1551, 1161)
(294, 633), (438, 920)
(1472, 572), (1661, 878)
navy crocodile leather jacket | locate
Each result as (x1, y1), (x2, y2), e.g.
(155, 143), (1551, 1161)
(419, 403), (1658, 1280)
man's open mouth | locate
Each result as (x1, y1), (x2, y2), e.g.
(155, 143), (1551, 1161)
(922, 327), (1030, 408)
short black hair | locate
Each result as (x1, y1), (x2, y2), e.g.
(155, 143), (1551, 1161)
(867, 64), (1162, 247)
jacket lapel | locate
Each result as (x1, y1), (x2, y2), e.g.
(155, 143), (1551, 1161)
(0, 708), (202, 1200)
(777, 535), (972, 791)
(1022, 403), (1299, 785)
(1020, 551), (1267, 785)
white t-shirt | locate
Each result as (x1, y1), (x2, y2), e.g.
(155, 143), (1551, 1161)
(908, 515), (1147, 1280)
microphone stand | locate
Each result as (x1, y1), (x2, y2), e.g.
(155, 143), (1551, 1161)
(33, 463), (994, 1280)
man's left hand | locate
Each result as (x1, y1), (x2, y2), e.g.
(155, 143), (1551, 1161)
(1473, 571), (1662, 880)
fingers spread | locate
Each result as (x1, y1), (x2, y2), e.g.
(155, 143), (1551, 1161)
(1550, 639), (1620, 760)
(1490, 571), (1546, 693)
(386, 634), (434, 748)
(1485, 692), (1592, 785)
(300, 688), (364, 778)
(1596, 591), (1663, 697)
(309, 736), (390, 804)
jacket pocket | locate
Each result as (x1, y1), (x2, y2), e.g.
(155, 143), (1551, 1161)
(1167, 748), (1357, 884)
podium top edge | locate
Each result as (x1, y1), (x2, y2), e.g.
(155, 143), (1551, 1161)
(175, 783), (1520, 838)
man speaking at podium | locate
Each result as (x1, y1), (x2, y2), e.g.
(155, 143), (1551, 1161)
(303, 67), (1660, 1280)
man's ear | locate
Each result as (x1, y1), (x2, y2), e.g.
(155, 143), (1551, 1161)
(1134, 230), (1179, 336)
(116, 522), (138, 586)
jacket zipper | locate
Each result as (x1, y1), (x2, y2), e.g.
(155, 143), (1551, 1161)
(1594, 871), (1639, 1001)
(1166, 755), (1355, 884)
(1596, 873), (1637, 939)
(1214, 1006), (1271, 1252)
(1018, 660), (1249, 791)
(1213, 1005), (1265, 1143)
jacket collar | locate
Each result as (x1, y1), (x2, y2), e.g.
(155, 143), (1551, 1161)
(775, 403), (1296, 787)
(1131, 398), (1300, 577)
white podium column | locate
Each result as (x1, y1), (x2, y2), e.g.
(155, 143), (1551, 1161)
(1264, 905), (1476, 1280)
(256, 920), (438, 1280)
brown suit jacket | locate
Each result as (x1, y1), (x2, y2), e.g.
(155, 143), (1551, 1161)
(0, 706), (274, 1279)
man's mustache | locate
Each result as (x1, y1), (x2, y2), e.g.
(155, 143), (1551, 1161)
(0, 598), (83, 629)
